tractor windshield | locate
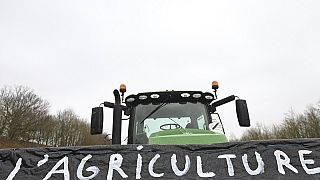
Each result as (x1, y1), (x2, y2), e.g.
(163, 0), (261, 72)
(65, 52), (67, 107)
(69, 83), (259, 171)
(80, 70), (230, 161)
(132, 102), (210, 144)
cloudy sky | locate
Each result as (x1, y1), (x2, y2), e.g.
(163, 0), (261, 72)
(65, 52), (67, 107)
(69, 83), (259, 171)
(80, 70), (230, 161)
(1, 0), (320, 140)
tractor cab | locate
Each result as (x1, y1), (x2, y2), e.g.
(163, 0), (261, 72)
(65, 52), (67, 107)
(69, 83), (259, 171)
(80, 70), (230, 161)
(91, 82), (250, 145)
(125, 91), (228, 144)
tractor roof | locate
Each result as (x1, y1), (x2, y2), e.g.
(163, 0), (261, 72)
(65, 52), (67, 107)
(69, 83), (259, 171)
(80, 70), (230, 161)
(124, 91), (216, 107)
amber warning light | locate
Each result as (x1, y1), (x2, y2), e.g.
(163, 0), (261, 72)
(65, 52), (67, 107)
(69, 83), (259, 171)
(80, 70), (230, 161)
(212, 81), (219, 90)
(120, 84), (126, 93)
(120, 84), (127, 102)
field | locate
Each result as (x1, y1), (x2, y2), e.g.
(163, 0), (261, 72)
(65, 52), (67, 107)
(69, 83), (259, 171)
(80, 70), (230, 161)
(0, 136), (47, 149)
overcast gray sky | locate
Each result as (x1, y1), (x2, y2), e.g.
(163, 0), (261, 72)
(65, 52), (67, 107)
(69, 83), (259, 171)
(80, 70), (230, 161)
(1, 0), (320, 140)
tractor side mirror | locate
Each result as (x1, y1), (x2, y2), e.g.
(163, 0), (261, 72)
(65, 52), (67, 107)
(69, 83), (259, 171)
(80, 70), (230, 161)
(236, 99), (250, 127)
(91, 107), (104, 134)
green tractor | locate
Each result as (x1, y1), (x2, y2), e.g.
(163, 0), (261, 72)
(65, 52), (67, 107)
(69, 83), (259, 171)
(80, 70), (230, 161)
(91, 82), (250, 145)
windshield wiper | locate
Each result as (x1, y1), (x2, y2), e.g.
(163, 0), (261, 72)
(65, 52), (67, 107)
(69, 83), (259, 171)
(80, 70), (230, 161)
(140, 102), (168, 124)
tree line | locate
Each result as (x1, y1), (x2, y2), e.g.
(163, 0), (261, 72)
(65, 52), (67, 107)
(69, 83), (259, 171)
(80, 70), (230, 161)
(2, 85), (317, 145)
(240, 102), (320, 141)
(0, 85), (109, 147)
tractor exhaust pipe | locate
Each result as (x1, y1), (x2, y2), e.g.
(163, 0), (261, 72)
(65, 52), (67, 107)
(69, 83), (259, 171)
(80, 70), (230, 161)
(112, 89), (122, 145)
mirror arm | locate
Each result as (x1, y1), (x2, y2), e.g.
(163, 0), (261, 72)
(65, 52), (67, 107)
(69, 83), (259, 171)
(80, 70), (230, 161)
(211, 95), (236, 108)
(104, 101), (114, 108)
(103, 101), (127, 111)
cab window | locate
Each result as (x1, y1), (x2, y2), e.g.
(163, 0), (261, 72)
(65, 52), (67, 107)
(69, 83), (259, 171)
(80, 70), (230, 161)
(133, 102), (209, 143)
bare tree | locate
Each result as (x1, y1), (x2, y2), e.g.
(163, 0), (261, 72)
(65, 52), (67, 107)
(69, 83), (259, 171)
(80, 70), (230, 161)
(0, 85), (110, 147)
(0, 86), (49, 140)
(240, 102), (320, 141)
(52, 109), (110, 147)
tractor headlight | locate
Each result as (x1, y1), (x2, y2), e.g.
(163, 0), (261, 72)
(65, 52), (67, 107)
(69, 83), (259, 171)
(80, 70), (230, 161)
(205, 95), (214, 100)
(150, 94), (160, 99)
(181, 93), (190, 98)
(138, 95), (148, 100)
(126, 97), (135, 102)
(192, 93), (202, 98)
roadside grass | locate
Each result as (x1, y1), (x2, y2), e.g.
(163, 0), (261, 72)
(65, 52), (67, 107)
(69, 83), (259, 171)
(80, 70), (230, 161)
(0, 136), (47, 149)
